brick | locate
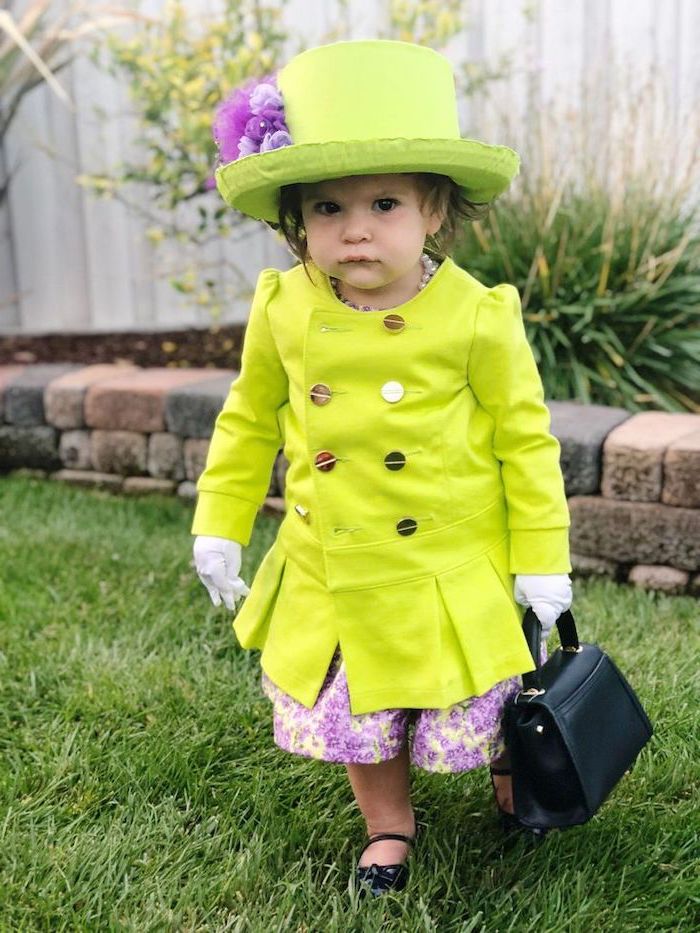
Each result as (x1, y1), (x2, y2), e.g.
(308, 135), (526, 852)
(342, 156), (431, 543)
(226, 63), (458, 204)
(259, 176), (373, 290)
(601, 412), (699, 501)
(123, 477), (176, 496)
(45, 363), (137, 429)
(628, 564), (689, 595)
(570, 552), (619, 579)
(547, 401), (630, 495)
(4, 364), (82, 426)
(662, 430), (700, 508)
(183, 438), (209, 482)
(59, 430), (92, 470)
(569, 495), (700, 571)
(85, 368), (219, 433)
(148, 432), (185, 480)
(0, 425), (60, 471)
(165, 372), (237, 438)
(51, 469), (123, 491)
(0, 366), (26, 421)
(91, 430), (147, 476)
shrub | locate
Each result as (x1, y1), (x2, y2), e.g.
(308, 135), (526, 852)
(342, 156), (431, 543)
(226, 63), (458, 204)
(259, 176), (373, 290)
(455, 72), (700, 412)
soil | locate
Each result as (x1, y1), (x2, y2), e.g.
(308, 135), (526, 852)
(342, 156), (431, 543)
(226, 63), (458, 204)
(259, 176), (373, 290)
(0, 326), (246, 370)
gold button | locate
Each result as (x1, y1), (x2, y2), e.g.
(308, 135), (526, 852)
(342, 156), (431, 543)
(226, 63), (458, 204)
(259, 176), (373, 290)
(310, 383), (332, 405)
(294, 504), (310, 523)
(396, 517), (418, 536)
(383, 313), (406, 333)
(314, 450), (337, 472)
(384, 451), (406, 471)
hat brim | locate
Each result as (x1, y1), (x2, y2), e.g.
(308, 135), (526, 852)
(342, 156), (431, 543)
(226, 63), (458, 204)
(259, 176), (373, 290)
(215, 137), (520, 222)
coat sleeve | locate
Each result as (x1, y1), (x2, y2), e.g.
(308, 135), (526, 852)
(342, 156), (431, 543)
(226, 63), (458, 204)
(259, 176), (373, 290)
(467, 283), (571, 574)
(191, 268), (288, 545)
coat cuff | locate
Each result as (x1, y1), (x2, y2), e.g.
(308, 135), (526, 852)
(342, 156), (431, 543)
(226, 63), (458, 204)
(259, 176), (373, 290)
(191, 491), (260, 546)
(509, 528), (572, 574)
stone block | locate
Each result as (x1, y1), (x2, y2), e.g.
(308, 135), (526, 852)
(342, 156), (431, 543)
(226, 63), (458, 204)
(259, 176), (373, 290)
(0, 425), (60, 471)
(4, 364), (82, 426)
(184, 438), (210, 482)
(91, 430), (148, 476)
(0, 366), (26, 421)
(148, 432), (185, 480)
(59, 430), (92, 470)
(662, 430), (700, 508)
(85, 368), (219, 433)
(262, 496), (285, 515)
(628, 564), (689, 595)
(51, 469), (123, 491)
(547, 401), (631, 496)
(123, 477), (176, 496)
(601, 412), (699, 501)
(569, 495), (700, 571)
(165, 371), (237, 438)
(570, 552), (619, 579)
(177, 481), (197, 499)
(45, 363), (137, 429)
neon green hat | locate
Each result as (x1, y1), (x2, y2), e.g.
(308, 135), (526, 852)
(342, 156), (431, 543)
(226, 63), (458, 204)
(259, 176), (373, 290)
(213, 39), (520, 222)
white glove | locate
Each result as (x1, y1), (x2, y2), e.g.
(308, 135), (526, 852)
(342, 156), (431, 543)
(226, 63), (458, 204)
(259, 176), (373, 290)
(193, 535), (250, 610)
(514, 573), (572, 638)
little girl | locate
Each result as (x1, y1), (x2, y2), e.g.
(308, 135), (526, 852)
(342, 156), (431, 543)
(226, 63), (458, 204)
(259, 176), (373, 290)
(192, 39), (572, 898)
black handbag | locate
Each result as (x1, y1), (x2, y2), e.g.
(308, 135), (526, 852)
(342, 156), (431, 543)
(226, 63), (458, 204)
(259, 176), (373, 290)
(503, 608), (653, 830)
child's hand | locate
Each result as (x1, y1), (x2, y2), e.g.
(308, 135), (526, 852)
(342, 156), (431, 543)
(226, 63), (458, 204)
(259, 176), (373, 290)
(513, 574), (572, 638)
(193, 535), (250, 610)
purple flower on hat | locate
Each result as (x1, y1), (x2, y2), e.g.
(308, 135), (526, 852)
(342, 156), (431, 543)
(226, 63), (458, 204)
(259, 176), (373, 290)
(260, 129), (292, 151)
(212, 73), (292, 165)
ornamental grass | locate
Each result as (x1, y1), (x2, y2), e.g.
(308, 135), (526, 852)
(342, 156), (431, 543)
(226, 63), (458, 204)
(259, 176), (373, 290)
(455, 69), (700, 413)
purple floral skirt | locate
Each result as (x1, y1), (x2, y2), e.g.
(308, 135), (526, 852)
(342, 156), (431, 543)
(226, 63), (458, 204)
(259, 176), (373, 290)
(261, 645), (541, 774)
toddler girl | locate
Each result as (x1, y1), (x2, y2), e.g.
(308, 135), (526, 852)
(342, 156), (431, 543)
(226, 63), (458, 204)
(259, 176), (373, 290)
(192, 39), (572, 898)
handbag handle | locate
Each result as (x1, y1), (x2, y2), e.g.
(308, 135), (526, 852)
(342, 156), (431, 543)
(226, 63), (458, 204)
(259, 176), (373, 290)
(520, 608), (581, 691)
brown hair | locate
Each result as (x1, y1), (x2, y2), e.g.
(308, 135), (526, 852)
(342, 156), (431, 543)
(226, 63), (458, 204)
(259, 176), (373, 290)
(272, 173), (490, 278)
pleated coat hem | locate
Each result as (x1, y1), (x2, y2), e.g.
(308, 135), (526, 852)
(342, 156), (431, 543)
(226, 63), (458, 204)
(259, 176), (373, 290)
(233, 519), (538, 715)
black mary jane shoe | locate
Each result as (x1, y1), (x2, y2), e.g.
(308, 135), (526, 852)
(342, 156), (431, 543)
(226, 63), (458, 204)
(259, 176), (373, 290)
(355, 832), (416, 899)
(489, 766), (549, 840)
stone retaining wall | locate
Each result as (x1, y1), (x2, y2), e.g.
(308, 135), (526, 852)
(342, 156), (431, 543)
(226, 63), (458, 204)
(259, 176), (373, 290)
(1, 363), (698, 597)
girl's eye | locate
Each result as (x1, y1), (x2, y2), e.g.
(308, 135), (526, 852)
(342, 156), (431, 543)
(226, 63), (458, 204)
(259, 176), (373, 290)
(314, 201), (340, 215)
(375, 198), (398, 212)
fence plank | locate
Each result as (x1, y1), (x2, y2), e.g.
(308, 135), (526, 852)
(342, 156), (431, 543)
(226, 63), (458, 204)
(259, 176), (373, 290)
(0, 0), (695, 334)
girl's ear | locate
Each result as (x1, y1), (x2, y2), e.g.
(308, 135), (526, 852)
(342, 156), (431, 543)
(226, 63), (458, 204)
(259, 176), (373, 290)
(426, 208), (444, 237)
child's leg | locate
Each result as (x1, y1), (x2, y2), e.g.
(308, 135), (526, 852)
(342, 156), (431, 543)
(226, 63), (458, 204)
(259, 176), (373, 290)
(490, 749), (514, 814)
(345, 744), (416, 867)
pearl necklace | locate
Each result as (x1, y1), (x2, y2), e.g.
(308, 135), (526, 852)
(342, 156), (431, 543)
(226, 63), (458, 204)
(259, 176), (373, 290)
(330, 252), (440, 311)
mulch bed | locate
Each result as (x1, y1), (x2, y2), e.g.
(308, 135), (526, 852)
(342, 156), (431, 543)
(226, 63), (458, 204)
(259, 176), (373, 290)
(0, 326), (246, 370)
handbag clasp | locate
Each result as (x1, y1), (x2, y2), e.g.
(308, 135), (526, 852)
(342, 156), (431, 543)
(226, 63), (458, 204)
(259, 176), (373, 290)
(518, 687), (546, 700)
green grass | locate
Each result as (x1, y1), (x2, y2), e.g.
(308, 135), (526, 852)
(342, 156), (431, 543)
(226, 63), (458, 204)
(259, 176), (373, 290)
(0, 475), (697, 931)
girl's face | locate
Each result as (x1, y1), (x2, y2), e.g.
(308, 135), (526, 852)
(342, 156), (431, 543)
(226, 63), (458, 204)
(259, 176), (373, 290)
(299, 174), (443, 301)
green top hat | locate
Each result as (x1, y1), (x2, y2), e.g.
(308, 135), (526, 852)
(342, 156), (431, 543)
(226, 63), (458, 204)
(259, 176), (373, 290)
(213, 39), (520, 222)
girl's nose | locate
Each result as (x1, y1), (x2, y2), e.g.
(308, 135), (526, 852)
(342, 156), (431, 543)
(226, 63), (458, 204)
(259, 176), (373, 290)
(341, 214), (371, 242)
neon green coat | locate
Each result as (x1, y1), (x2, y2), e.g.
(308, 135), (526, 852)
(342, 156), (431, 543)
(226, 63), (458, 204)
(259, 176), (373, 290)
(191, 257), (571, 714)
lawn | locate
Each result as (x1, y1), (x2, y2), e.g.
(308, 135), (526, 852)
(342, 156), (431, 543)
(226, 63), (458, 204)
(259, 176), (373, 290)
(0, 476), (697, 931)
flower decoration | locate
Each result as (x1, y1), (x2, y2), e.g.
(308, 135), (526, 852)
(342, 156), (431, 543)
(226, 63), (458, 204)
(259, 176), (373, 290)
(212, 74), (292, 165)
